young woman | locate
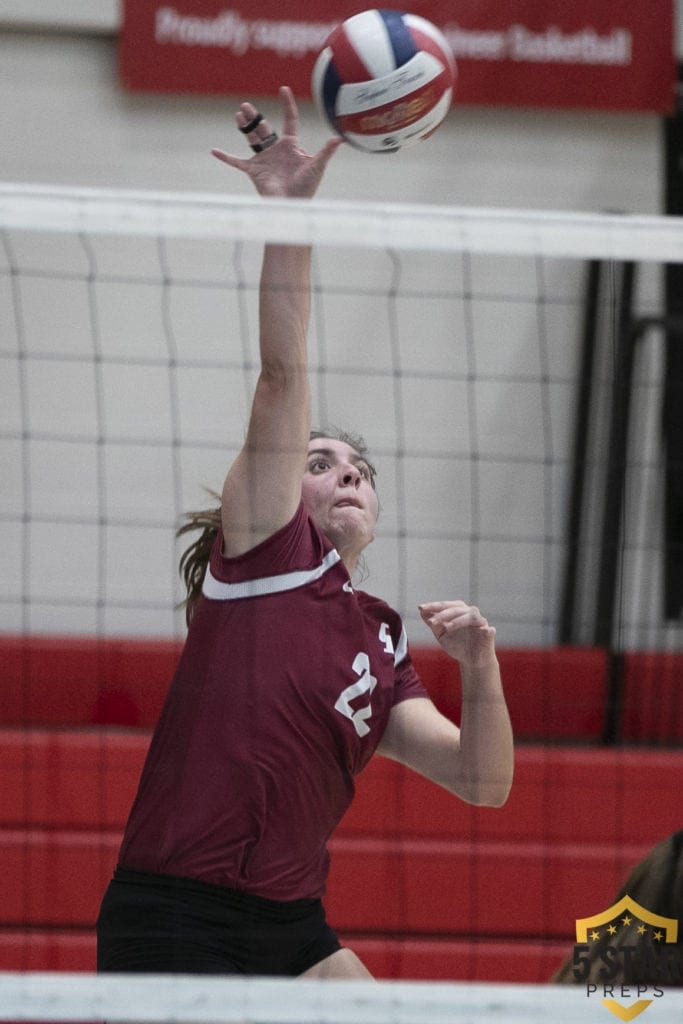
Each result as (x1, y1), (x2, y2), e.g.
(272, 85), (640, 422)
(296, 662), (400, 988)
(96, 87), (513, 980)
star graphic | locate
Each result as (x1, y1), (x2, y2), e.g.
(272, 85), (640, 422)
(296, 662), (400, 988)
(621, 915), (632, 926)
(607, 924), (617, 935)
(637, 925), (647, 936)
(653, 930), (663, 942)
(590, 930), (600, 941)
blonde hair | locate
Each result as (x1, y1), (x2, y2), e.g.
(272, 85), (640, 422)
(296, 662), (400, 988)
(176, 493), (222, 625)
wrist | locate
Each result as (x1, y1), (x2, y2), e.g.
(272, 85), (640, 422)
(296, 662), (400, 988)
(458, 653), (501, 683)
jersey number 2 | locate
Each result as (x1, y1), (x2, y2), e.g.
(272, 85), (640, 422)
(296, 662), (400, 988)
(334, 653), (378, 738)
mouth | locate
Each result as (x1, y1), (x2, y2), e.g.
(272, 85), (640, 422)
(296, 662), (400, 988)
(334, 498), (363, 510)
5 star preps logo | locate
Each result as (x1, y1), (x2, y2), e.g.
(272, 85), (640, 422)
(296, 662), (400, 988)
(572, 894), (681, 1020)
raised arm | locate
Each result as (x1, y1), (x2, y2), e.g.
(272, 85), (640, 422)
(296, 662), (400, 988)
(378, 601), (513, 807)
(212, 87), (340, 556)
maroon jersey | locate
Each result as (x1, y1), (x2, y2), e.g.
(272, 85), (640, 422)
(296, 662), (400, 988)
(118, 502), (427, 901)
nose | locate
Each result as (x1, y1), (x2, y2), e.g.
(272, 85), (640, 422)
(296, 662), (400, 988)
(340, 463), (361, 487)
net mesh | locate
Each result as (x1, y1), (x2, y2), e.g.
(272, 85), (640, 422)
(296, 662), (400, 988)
(1, 183), (679, 646)
(1, 185), (682, 1020)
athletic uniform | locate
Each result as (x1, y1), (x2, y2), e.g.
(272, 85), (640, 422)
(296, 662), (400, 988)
(97, 501), (427, 974)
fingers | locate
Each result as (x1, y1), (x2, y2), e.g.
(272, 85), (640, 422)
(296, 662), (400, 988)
(278, 85), (299, 138)
(211, 148), (248, 171)
(312, 135), (343, 170)
(420, 601), (497, 670)
(211, 98), (279, 168)
(211, 87), (341, 196)
(420, 600), (481, 620)
(237, 101), (279, 152)
(236, 103), (262, 133)
(419, 600), (492, 634)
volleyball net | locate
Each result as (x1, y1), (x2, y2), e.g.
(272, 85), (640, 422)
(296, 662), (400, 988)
(5, 972), (683, 1023)
(1, 183), (682, 1020)
(2, 183), (682, 649)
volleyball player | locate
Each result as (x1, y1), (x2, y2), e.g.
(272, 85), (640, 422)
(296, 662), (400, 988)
(96, 86), (514, 980)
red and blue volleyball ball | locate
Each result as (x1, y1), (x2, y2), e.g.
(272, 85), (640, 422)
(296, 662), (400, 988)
(312, 9), (456, 154)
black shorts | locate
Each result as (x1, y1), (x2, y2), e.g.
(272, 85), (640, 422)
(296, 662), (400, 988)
(96, 867), (342, 976)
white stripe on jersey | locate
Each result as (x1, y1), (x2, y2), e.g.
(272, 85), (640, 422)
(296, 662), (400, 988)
(394, 625), (409, 667)
(202, 548), (342, 601)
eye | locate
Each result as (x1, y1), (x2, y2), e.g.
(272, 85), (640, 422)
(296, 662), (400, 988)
(358, 464), (371, 481)
(308, 458), (330, 474)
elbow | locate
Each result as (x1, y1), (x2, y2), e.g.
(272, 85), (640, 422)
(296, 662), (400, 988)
(259, 351), (308, 388)
(478, 781), (512, 808)
(455, 772), (513, 808)
(463, 734), (515, 808)
(256, 368), (300, 396)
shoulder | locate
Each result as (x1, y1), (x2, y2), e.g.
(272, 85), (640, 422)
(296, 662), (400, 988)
(214, 501), (327, 572)
(355, 589), (408, 659)
(354, 587), (402, 622)
(200, 502), (342, 603)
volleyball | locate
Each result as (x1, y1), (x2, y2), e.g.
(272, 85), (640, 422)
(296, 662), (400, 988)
(311, 9), (455, 154)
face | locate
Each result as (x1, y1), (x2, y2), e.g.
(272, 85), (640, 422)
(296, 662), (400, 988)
(302, 438), (379, 562)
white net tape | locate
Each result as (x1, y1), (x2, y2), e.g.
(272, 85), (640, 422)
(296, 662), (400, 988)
(2, 182), (683, 261)
(2, 973), (682, 1023)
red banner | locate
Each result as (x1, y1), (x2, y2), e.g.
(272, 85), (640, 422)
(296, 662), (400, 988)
(119, 1), (675, 113)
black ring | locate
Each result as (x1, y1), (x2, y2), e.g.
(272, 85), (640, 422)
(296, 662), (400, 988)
(239, 113), (264, 134)
(250, 133), (278, 153)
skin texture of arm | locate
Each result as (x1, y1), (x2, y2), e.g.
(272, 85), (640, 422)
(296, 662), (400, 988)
(378, 601), (514, 807)
(212, 87), (340, 557)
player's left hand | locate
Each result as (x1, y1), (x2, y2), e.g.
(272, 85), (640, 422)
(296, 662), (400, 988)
(212, 85), (341, 200)
(419, 600), (497, 669)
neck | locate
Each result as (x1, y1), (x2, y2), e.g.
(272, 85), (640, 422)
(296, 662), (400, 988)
(338, 543), (362, 578)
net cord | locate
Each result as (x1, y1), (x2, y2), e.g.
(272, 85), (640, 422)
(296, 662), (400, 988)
(1, 182), (683, 262)
(2, 973), (680, 1023)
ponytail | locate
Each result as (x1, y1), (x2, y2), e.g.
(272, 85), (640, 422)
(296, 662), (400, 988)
(177, 494), (221, 625)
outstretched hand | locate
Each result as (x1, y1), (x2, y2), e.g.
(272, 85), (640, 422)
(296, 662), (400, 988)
(212, 85), (341, 199)
(419, 600), (497, 669)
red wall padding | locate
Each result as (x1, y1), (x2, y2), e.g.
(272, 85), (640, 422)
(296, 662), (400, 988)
(414, 645), (609, 740)
(0, 635), (613, 739)
(2, 731), (681, 942)
(4, 730), (681, 842)
(0, 828), (650, 936)
(0, 635), (183, 728)
(621, 651), (683, 742)
(4, 633), (680, 740)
